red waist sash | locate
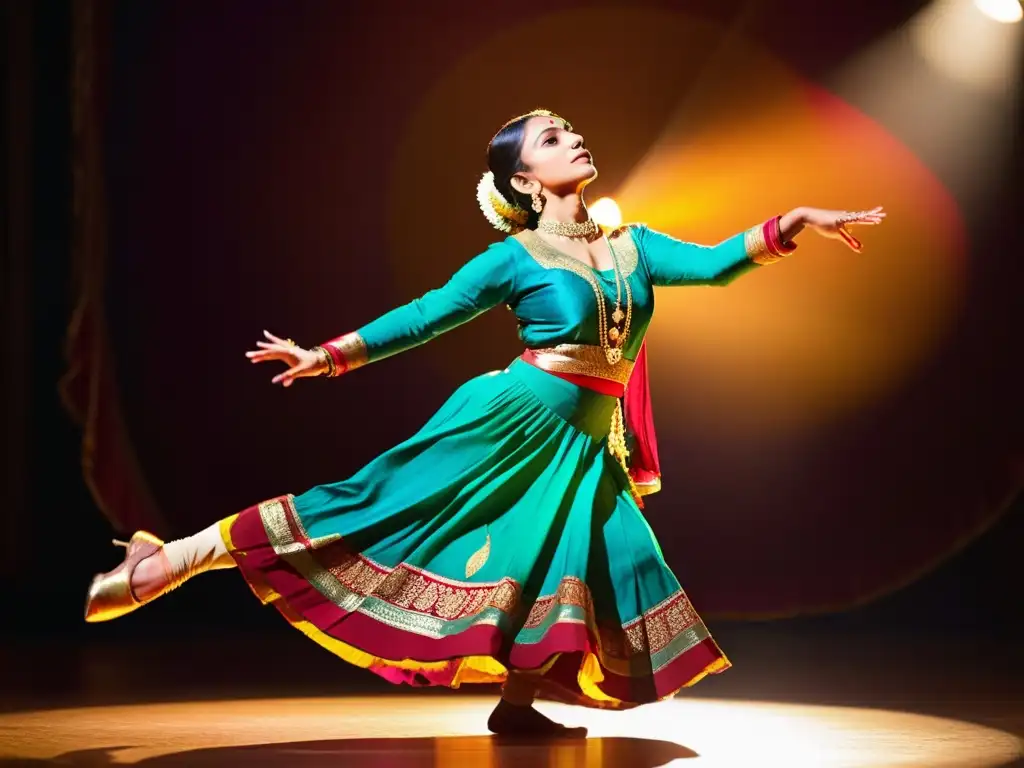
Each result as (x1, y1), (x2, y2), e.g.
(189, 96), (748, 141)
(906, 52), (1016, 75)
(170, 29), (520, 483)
(520, 341), (662, 501)
(521, 348), (625, 397)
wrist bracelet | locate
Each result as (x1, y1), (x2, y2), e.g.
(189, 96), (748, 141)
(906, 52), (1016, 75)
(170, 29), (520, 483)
(765, 215), (798, 256)
(311, 345), (336, 377)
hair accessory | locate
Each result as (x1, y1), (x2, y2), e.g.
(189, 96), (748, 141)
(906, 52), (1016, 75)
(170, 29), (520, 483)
(476, 171), (529, 233)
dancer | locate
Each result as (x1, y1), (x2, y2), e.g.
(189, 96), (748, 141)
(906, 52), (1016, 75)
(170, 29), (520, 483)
(85, 109), (884, 737)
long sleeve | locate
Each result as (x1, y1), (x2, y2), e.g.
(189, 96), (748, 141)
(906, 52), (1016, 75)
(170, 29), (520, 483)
(633, 219), (793, 287)
(318, 241), (517, 374)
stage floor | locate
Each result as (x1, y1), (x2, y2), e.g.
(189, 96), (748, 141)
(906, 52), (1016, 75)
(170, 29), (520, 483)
(1, 624), (1021, 766)
(1, 694), (1022, 767)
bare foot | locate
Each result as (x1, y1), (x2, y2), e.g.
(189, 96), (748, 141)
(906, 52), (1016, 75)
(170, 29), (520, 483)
(487, 698), (587, 739)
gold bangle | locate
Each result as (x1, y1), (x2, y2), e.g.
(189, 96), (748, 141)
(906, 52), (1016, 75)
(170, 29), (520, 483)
(311, 345), (335, 377)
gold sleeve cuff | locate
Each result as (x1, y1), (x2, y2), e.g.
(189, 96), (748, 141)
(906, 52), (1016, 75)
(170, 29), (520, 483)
(325, 332), (369, 375)
(744, 223), (786, 265)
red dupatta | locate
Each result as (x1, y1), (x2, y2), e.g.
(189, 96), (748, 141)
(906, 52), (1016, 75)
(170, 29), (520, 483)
(623, 338), (662, 495)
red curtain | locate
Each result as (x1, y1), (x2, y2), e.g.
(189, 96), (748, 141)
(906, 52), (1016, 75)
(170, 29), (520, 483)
(60, 0), (165, 536)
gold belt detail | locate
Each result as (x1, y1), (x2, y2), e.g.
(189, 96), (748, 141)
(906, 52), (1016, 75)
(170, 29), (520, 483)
(526, 344), (634, 386)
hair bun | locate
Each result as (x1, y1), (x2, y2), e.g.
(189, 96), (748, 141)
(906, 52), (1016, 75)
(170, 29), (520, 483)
(476, 171), (529, 234)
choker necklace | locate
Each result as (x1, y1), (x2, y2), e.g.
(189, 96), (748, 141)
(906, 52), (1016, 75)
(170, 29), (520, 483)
(537, 218), (600, 240)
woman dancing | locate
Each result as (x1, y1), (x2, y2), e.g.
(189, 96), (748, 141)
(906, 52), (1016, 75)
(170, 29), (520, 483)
(85, 109), (884, 738)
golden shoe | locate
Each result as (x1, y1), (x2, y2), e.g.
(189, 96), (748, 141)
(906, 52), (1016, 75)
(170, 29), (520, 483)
(84, 531), (165, 623)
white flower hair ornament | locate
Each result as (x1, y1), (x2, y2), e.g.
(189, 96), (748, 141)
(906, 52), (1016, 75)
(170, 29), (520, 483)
(476, 171), (529, 234)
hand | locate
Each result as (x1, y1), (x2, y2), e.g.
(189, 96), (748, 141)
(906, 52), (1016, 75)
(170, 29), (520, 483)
(801, 206), (886, 253)
(245, 330), (326, 387)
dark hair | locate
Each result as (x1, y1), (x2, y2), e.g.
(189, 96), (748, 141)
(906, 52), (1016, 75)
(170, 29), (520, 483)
(486, 109), (570, 227)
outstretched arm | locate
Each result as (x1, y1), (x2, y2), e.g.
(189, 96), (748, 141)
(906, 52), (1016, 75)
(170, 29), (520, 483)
(247, 242), (517, 385)
(636, 207), (885, 287)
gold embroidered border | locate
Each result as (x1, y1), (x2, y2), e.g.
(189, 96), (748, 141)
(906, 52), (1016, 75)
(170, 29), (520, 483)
(258, 495), (707, 662)
(608, 225), (640, 277)
(514, 227), (638, 280)
(527, 343), (635, 385)
(743, 223), (785, 265)
(523, 575), (703, 657)
(327, 331), (369, 371)
(260, 497), (518, 636)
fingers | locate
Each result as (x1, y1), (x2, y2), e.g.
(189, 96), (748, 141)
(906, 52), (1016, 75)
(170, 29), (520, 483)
(832, 207), (883, 253)
(263, 329), (289, 346)
(262, 330), (302, 355)
(271, 366), (302, 385)
(247, 334), (299, 364)
(246, 341), (293, 361)
(245, 349), (289, 363)
(841, 206), (886, 225)
(273, 364), (314, 387)
(837, 225), (863, 252)
(852, 213), (885, 224)
(256, 339), (297, 352)
(245, 331), (315, 387)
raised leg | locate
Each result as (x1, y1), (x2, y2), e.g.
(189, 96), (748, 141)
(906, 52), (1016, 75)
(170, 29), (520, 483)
(85, 520), (235, 622)
(132, 521), (235, 599)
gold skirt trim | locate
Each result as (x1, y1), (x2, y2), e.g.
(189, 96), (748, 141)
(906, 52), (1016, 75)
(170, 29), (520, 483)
(220, 511), (730, 709)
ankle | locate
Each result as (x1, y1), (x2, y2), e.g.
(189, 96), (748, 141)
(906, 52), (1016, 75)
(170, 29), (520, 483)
(496, 697), (531, 711)
(501, 672), (538, 707)
(130, 549), (172, 601)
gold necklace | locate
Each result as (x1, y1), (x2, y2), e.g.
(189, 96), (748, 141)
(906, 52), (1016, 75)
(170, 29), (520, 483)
(603, 238), (633, 364)
(598, 238), (638, 504)
(537, 218), (600, 240)
(533, 231), (631, 365)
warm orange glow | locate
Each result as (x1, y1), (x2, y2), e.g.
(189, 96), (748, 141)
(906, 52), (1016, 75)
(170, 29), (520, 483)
(612, 43), (964, 438)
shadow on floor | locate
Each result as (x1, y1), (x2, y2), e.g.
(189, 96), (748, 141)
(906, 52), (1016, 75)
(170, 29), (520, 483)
(0, 736), (698, 767)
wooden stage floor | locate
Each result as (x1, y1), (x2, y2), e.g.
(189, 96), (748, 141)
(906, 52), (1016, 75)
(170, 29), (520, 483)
(1, 624), (1021, 766)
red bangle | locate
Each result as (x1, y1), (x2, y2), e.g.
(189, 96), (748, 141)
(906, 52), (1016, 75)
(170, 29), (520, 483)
(763, 215), (797, 257)
(320, 331), (369, 376)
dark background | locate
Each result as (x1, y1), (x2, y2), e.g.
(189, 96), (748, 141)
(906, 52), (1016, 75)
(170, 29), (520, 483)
(3, 0), (1021, 681)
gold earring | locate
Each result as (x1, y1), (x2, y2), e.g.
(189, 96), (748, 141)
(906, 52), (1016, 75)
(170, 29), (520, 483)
(531, 192), (544, 213)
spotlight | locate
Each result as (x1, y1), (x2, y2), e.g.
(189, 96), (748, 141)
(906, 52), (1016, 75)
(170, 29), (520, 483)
(590, 197), (622, 228)
(974, 0), (1023, 22)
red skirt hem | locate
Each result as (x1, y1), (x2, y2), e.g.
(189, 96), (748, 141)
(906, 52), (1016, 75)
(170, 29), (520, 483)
(223, 499), (731, 710)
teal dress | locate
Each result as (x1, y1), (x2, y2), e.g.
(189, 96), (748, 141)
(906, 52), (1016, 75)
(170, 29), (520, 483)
(223, 222), (768, 709)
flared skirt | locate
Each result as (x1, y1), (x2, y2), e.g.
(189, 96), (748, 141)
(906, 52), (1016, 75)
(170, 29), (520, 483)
(222, 358), (730, 710)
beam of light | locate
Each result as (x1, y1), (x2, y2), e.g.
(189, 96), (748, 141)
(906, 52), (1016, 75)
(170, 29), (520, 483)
(0, 696), (1020, 765)
(590, 197), (622, 229)
(911, 0), (1023, 92)
(832, 0), (1020, 216)
(974, 0), (1024, 22)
